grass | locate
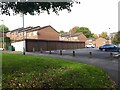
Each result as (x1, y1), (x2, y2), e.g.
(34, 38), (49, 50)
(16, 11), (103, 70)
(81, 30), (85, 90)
(2, 53), (115, 89)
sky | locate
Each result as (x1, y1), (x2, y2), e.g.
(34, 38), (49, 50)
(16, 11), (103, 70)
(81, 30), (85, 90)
(0, 0), (119, 35)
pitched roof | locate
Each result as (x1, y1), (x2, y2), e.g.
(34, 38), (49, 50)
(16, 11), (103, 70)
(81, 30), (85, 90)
(10, 26), (39, 33)
(26, 25), (59, 33)
(10, 25), (59, 33)
(61, 32), (83, 37)
(19, 26), (40, 32)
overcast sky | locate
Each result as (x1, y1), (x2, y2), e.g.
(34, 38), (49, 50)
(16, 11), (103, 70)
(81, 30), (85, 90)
(0, 0), (119, 34)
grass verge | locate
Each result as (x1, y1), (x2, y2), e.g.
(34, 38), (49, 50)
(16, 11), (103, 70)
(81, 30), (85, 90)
(2, 53), (115, 89)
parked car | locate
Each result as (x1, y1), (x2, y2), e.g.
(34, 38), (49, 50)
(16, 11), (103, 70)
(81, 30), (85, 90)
(86, 43), (95, 48)
(99, 44), (120, 52)
(0, 48), (4, 51)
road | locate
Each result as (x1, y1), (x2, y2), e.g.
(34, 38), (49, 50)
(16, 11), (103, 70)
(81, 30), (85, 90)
(47, 48), (119, 60)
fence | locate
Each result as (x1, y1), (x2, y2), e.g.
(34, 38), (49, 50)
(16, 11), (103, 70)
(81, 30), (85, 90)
(25, 39), (85, 52)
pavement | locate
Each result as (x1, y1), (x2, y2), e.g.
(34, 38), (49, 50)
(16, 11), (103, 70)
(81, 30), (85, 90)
(1, 48), (120, 89)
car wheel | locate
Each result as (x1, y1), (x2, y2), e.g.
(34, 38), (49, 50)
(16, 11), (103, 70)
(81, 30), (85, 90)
(102, 49), (106, 51)
(118, 49), (120, 52)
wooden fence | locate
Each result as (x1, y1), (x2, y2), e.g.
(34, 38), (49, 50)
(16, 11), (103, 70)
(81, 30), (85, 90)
(25, 39), (85, 52)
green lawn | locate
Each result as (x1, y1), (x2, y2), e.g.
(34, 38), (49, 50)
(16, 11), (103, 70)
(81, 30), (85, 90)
(2, 53), (115, 89)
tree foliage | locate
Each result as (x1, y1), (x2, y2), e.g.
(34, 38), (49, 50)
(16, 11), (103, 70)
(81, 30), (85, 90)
(69, 26), (93, 38)
(0, 1), (80, 15)
(0, 25), (9, 32)
(0, 37), (10, 42)
(0, 37), (11, 50)
(112, 31), (120, 45)
(59, 30), (65, 35)
(99, 32), (109, 39)
(77, 27), (92, 38)
(69, 26), (79, 34)
(0, 25), (10, 49)
(92, 34), (98, 39)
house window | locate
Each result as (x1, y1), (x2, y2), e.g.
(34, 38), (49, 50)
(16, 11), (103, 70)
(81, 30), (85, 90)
(33, 31), (37, 36)
(16, 32), (19, 37)
(89, 40), (92, 41)
(24, 32), (26, 37)
(73, 37), (78, 40)
(19, 33), (22, 38)
(14, 32), (16, 35)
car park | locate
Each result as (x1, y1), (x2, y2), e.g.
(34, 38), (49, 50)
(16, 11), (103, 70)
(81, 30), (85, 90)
(99, 44), (120, 52)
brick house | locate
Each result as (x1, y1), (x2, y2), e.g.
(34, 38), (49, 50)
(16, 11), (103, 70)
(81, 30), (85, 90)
(85, 37), (110, 48)
(59, 33), (87, 42)
(95, 37), (109, 48)
(85, 38), (95, 45)
(6, 25), (59, 42)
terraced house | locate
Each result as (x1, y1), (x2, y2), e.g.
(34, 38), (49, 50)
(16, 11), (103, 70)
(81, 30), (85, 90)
(6, 25), (59, 42)
(59, 32), (87, 42)
(5, 26), (86, 51)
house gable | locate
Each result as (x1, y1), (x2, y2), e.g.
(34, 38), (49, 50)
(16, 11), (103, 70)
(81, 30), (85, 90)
(95, 37), (109, 48)
(78, 34), (87, 42)
(37, 26), (59, 40)
(59, 33), (87, 42)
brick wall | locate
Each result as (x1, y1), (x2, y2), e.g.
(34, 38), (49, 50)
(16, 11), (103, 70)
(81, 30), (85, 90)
(95, 38), (109, 48)
(85, 38), (110, 48)
(85, 39), (94, 45)
(78, 34), (87, 42)
(26, 31), (38, 39)
(37, 26), (59, 40)
(6, 26), (59, 42)
(59, 33), (87, 42)
(9, 31), (21, 42)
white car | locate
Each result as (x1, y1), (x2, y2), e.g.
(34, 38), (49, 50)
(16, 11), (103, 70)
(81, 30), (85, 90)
(0, 48), (4, 51)
(86, 44), (95, 48)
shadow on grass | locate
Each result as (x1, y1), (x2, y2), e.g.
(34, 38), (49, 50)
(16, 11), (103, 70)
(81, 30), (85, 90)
(2, 53), (116, 89)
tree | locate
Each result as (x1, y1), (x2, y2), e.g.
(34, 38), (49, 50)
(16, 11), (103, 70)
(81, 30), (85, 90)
(0, 1), (80, 15)
(99, 32), (108, 39)
(0, 37), (11, 50)
(0, 25), (10, 49)
(112, 31), (120, 45)
(69, 26), (93, 38)
(59, 30), (65, 35)
(76, 27), (92, 38)
(69, 26), (79, 34)
(0, 25), (9, 32)
(92, 34), (98, 39)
